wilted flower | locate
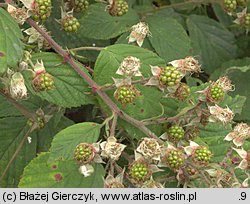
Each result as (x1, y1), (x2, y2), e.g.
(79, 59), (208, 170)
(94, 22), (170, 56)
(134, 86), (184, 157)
(24, 26), (51, 50)
(241, 177), (249, 188)
(128, 22), (150, 47)
(141, 177), (164, 188)
(171, 83), (191, 101)
(19, 0), (36, 10)
(169, 56), (202, 75)
(79, 164), (94, 177)
(100, 136), (126, 161)
(215, 76), (234, 93)
(234, 8), (250, 32)
(233, 148), (250, 170)
(9, 72), (28, 100)
(116, 56), (142, 77)
(104, 171), (125, 188)
(224, 123), (250, 147)
(7, 4), (29, 25)
(208, 105), (234, 125)
(136, 138), (162, 161)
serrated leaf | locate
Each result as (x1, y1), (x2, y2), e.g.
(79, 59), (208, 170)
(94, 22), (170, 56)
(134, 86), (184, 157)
(79, 3), (139, 40)
(94, 44), (166, 139)
(19, 153), (104, 187)
(44, 0), (110, 62)
(0, 111), (74, 187)
(0, 8), (24, 75)
(199, 123), (232, 162)
(187, 15), (237, 73)
(0, 94), (49, 118)
(146, 16), (192, 62)
(0, 117), (37, 187)
(23, 52), (94, 108)
(49, 122), (101, 162)
(210, 58), (250, 121)
(221, 95), (246, 115)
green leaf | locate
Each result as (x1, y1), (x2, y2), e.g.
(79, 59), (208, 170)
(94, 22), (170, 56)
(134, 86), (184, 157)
(0, 8), (23, 75)
(0, 94), (49, 118)
(0, 117), (37, 187)
(187, 15), (237, 73)
(23, 52), (94, 108)
(49, 122), (101, 162)
(221, 95), (246, 115)
(19, 153), (104, 187)
(210, 58), (250, 121)
(79, 3), (139, 40)
(146, 16), (192, 62)
(44, 0), (110, 62)
(94, 44), (166, 139)
(199, 123), (232, 162)
(0, 111), (74, 187)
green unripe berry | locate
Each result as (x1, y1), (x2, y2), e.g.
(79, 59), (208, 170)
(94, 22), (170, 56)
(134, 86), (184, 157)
(33, 72), (54, 92)
(159, 66), (182, 87)
(168, 125), (185, 141)
(223, 0), (237, 13)
(115, 85), (140, 105)
(32, 0), (52, 22)
(163, 149), (185, 170)
(74, 0), (89, 12)
(209, 84), (225, 102)
(74, 143), (94, 165)
(193, 146), (212, 166)
(62, 16), (80, 32)
(109, 0), (129, 16)
(128, 160), (151, 183)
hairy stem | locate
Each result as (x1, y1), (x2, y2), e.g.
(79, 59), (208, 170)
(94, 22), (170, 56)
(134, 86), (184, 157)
(26, 18), (162, 143)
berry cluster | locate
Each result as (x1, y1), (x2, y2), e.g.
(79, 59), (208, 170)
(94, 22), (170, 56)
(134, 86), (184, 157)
(236, 0), (247, 6)
(174, 83), (190, 101)
(209, 84), (224, 102)
(33, 72), (54, 92)
(27, 116), (45, 129)
(240, 13), (250, 30)
(159, 66), (182, 87)
(32, 0), (52, 22)
(223, 0), (237, 13)
(164, 150), (185, 170)
(115, 85), (139, 105)
(74, 0), (89, 12)
(168, 125), (185, 141)
(74, 143), (94, 165)
(128, 160), (150, 182)
(193, 146), (212, 165)
(109, 0), (129, 16)
(62, 16), (80, 32)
